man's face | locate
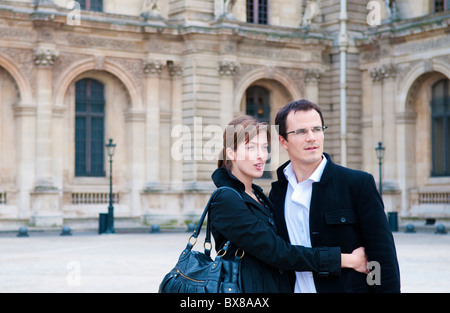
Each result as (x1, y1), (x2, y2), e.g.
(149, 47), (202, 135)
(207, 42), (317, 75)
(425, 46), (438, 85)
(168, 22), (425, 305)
(279, 109), (324, 167)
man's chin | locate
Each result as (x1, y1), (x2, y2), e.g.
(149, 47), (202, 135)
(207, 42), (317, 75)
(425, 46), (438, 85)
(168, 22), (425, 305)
(302, 154), (323, 166)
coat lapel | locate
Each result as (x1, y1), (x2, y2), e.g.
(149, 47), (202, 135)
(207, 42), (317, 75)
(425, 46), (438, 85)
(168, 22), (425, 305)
(271, 154), (339, 245)
(270, 179), (290, 243)
(309, 154), (344, 246)
(309, 153), (340, 214)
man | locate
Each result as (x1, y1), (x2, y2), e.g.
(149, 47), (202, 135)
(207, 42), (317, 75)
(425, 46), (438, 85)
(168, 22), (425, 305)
(269, 99), (400, 293)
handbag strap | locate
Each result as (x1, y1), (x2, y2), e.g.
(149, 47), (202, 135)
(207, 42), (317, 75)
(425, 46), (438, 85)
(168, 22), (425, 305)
(186, 186), (243, 256)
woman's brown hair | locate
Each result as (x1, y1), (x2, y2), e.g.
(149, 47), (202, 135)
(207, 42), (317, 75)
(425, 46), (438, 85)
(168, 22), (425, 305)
(217, 115), (270, 170)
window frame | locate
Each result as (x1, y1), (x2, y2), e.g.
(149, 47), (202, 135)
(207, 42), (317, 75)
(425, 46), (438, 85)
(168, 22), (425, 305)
(78, 0), (103, 12)
(75, 78), (106, 177)
(246, 85), (271, 123)
(246, 0), (269, 25)
(433, 0), (449, 13)
(431, 79), (450, 177)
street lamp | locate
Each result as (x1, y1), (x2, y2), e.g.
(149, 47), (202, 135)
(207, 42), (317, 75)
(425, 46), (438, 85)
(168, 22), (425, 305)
(104, 138), (116, 234)
(375, 142), (385, 198)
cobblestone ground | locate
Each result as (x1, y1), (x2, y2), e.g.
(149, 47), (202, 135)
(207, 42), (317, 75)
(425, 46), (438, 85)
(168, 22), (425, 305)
(0, 230), (449, 293)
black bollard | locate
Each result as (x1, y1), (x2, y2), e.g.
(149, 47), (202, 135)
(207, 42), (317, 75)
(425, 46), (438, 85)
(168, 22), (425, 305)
(404, 223), (416, 233)
(435, 224), (447, 235)
(150, 224), (160, 233)
(60, 225), (72, 236)
(17, 226), (29, 237)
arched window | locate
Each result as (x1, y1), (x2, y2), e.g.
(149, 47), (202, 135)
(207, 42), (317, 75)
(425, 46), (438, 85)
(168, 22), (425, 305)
(79, 0), (103, 12)
(75, 79), (105, 177)
(247, 0), (268, 25)
(431, 79), (450, 176)
(246, 85), (271, 178)
(246, 85), (270, 123)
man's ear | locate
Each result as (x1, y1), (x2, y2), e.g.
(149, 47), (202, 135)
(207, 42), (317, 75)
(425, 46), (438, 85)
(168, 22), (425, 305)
(279, 135), (288, 150)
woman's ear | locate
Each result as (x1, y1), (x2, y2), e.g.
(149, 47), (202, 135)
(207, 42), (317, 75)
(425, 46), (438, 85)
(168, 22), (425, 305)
(225, 147), (235, 161)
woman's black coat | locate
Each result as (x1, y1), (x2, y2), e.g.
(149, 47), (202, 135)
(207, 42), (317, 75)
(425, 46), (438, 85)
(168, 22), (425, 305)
(210, 167), (341, 293)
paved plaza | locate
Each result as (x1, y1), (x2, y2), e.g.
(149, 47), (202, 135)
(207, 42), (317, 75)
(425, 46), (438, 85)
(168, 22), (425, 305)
(0, 229), (449, 293)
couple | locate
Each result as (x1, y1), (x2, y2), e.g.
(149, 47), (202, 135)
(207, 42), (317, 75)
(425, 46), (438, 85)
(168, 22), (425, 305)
(209, 99), (400, 293)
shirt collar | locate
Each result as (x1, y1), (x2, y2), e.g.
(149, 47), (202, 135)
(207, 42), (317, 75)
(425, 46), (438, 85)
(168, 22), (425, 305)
(283, 155), (328, 185)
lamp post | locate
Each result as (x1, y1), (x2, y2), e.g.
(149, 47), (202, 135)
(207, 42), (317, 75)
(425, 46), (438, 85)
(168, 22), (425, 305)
(375, 142), (385, 198)
(104, 138), (116, 234)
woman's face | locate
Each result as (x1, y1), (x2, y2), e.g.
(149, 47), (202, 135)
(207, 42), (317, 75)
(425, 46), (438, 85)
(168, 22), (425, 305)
(227, 131), (269, 180)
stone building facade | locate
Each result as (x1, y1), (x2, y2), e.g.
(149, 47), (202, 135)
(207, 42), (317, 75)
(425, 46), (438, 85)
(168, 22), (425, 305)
(0, 0), (448, 229)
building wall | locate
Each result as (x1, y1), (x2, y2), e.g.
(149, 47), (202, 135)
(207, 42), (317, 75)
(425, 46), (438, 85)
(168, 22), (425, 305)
(0, 0), (449, 229)
(358, 4), (450, 223)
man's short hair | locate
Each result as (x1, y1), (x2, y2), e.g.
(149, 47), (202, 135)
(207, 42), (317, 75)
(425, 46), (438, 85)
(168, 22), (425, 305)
(275, 99), (324, 140)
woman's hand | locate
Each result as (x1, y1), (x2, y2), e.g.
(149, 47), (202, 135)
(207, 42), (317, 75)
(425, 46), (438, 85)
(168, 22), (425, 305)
(341, 247), (369, 274)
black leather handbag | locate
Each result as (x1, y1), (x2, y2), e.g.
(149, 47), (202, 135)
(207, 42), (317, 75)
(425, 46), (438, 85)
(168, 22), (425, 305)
(158, 187), (244, 293)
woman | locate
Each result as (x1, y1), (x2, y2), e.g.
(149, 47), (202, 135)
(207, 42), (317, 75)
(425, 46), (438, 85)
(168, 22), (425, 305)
(210, 115), (367, 293)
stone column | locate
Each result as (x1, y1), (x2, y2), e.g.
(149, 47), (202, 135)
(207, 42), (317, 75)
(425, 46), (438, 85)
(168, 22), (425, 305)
(396, 111), (417, 216)
(368, 66), (385, 194)
(51, 106), (65, 190)
(30, 46), (62, 227)
(169, 61), (184, 190)
(125, 110), (146, 217)
(369, 66), (384, 149)
(218, 60), (238, 128)
(13, 103), (37, 219)
(303, 68), (321, 104)
(361, 69), (374, 174)
(143, 59), (163, 189)
(33, 46), (58, 189)
(380, 64), (398, 188)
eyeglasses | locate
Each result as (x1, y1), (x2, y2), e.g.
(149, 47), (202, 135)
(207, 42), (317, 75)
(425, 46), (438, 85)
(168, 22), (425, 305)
(285, 126), (328, 137)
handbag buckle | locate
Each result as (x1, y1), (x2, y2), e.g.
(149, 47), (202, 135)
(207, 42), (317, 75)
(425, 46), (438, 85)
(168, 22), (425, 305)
(204, 241), (212, 251)
(234, 249), (245, 259)
(187, 235), (197, 247)
(216, 249), (227, 257)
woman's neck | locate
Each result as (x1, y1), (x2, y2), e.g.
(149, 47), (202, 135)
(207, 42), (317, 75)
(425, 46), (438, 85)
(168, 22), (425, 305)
(231, 169), (253, 193)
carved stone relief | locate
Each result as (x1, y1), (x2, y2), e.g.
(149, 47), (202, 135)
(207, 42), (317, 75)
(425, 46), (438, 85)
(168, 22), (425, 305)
(109, 57), (144, 87)
(369, 63), (397, 82)
(143, 59), (163, 75)
(301, 0), (321, 28)
(218, 60), (239, 76)
(64, 33), (142, 51)
(141, 0), (161, 19)
(52, 53), (90, 90)
(0, 47), (36, 99)
(303, 68), (321, 83)
(167, 61), (183, 76)
(33, 47), (59, 66)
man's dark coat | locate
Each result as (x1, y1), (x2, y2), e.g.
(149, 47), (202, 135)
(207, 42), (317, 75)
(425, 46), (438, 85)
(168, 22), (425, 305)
(210, 167), (341, 293)
(269, 153), (401, 293)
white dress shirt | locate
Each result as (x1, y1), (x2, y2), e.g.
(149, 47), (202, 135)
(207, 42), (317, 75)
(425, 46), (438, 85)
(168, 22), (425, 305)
(283, 155), (327, 293)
